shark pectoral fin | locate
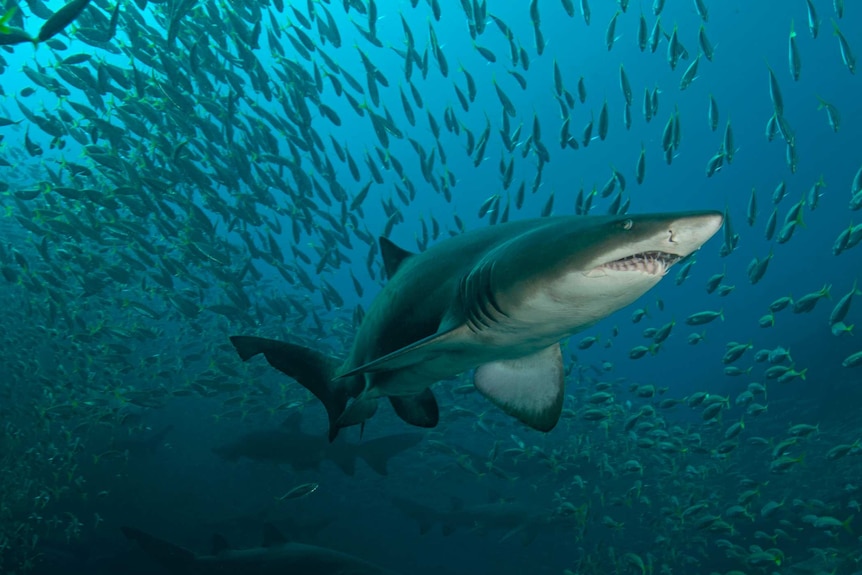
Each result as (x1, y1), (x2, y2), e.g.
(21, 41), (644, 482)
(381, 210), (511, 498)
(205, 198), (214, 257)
(473, 344), (565, 433)
(334, 327), (461, 380)
(388, 389), (439, 429)
(121, 526), (196, 570)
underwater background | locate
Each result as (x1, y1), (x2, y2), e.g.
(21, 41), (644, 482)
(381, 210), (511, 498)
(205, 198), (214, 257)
(1, 0), (861, 573)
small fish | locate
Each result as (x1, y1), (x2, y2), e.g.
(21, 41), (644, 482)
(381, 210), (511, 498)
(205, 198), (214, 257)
(816, 96), (841, 131)
(37, 0), (93, 43)
(832, 20), (856, 74)
(637, 12), (648, 52)
(767, 63), (784, 116)
(693, 0), (709, 22)
(708, 94), (719, 131)
(829, 280), (860, 327)
(598, 100), (609, 140)
(807, 175), (826, 210)
(806, 0), (819, 38)
(698, 25), (714, 61)
(789, 20), (802, 81)
(792, 284), (831, 313)
(635, 144), (646, 185)
(747, 250), (773, 285)
(619, 64), (632, 106)
(679, 54), (701, 90)
(606, 11), (620, 51)
(686, 309), (724, 325)
(276, 482), (320, 501)
(747, 187), (758, 226)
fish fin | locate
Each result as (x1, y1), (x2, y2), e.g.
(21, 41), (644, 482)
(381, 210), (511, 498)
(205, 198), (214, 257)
(473, 343), (565, 432)
(358, 433), (423, 475)
(388, 389), (439, 429)
(262, 523), (287, 547)
(229, 336), (347, 441)
(211, 534), (230, 555)
(121, 526), (196, 571)
(334, 395), (379, 441)
(334, 327), (461, 379)
(379, 236), (415, 279)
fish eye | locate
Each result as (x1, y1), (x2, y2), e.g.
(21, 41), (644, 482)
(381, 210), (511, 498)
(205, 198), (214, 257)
(620, 219), (633, 230)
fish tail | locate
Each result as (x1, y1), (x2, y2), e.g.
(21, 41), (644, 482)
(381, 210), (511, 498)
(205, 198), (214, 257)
(229, 335), (348, 441)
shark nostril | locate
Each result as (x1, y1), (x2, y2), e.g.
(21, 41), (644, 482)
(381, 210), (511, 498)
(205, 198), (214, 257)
(668, 229), (677, 243)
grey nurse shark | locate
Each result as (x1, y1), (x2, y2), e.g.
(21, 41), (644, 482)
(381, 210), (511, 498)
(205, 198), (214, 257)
(392, 495), (579, 546)
(123, 523), (403, 575)
(231, 211), (723, 440)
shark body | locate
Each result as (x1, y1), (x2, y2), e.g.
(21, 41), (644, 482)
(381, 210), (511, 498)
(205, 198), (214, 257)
(123, 524), (403, 575)
(391, 496), (576, 546)
(232, 211), (722, 439)
(213, 413), (421, 475)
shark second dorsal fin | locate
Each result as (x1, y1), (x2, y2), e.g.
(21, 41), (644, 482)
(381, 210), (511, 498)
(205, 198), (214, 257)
(211, 534), (230, 555)
(379, 237), (415, 279)
(262, 523), (287, 548)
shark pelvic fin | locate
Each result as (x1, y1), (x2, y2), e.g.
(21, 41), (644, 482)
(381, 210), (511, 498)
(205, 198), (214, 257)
(473, 344), (565, 432)
(388, 389), (439, 429)
(379, 236), (415, 279)
(229, 336), (348, 441)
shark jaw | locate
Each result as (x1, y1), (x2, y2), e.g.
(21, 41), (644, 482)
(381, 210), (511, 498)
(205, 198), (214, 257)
(464, 211), (724, 350)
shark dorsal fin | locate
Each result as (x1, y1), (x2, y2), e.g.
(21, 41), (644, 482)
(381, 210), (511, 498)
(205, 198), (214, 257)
(379, 237), (415, 279)
(211, 534), (230, 555)
(262, 523), (287, 548)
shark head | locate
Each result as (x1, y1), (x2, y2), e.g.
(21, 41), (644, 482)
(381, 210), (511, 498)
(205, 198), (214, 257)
(465, 210), (724, 347)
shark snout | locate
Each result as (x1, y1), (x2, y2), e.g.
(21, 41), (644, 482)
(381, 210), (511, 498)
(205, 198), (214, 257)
(665, 211), (724, 256)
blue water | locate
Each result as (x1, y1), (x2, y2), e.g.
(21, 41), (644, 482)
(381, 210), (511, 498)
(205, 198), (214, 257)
(1, 0), (861, 573)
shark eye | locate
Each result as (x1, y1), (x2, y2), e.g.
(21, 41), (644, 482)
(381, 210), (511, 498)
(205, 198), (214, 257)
(621, 219), (633, 230)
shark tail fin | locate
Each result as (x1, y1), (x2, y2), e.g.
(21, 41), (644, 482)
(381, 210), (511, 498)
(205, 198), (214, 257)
(358, 433), (424, 475)
(121, 527), (195, 573)
(229, 336), (347, 441)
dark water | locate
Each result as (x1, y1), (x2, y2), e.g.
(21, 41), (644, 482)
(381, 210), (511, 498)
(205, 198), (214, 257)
(1, 0), (861, 574)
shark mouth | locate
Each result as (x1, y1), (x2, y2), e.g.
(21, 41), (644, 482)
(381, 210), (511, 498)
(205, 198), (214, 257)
(601, 251), (682, 275)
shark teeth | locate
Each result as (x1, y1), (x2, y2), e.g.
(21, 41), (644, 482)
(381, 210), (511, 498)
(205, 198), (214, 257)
(601, 251), (682, 275)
